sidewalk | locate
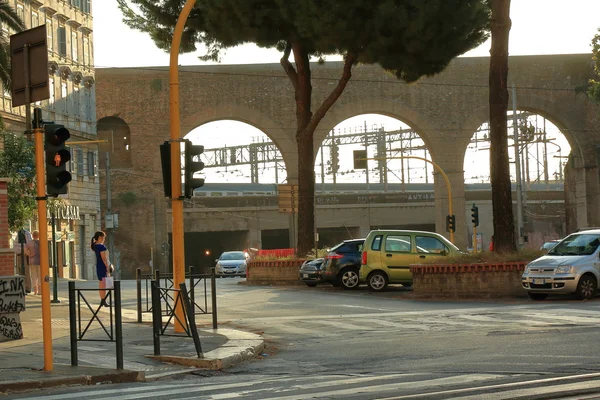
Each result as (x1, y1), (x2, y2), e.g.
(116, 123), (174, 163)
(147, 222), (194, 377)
(0, 293), (264, 395)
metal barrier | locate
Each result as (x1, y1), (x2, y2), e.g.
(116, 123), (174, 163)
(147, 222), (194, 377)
(137, 267), (217, 329)
(151, 281), (202, 357)
(68, 281), (123, 369)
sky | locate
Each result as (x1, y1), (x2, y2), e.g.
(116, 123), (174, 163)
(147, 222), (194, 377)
(92, 1), (595, 185)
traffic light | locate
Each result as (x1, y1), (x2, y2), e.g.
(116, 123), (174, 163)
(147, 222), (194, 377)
(44, 123), (71, 196)
(445, 214), (456, 233)
(159, 141), (172, 198)
(471, 204), (479, 227)
(184, 139), (205, 198)
(353, 150), (367, 170)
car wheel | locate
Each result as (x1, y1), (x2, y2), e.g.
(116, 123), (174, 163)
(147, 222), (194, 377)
(339, 267), (360, 290)
(305, 282), (318, 288)
(527, 292), (548, 301)
(576, 274), (597, 300)
(367, 271), (388, 292)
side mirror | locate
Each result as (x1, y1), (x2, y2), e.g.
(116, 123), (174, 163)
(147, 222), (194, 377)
(441, 250), (448, 256)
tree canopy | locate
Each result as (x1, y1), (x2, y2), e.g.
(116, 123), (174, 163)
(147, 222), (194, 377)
(0, 1), (25, 88)
(589, 29), (600, 102)
(0, 129), (36, 231)
(118, 0), (491, 253)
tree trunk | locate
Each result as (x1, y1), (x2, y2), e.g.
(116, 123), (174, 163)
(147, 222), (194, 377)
(292, 44), (315, 256)
(489, 0), (516, 253)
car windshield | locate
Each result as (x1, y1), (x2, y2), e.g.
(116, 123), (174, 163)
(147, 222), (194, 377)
(220, 251), (246, 260)
(547, 234), (600, 256)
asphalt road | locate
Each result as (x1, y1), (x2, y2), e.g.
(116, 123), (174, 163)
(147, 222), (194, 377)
(15, 278), (600, 399)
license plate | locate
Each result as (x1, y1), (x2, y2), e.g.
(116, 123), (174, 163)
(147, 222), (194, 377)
(533, 278), (545, 284)
(303, 274), (309, 278)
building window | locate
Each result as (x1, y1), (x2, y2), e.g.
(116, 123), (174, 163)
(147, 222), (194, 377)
(16, 3), (24, 24)
(84, 88), (91, 120)
(73, 86), (80, 117)
(71, 30), (78, 62)
(49, 77), (55, 105)
(87, 151), (96, 176)
(84, 0), (91, 14)
(57, 25), (66, 56)
(76, 148), (84, 175)
(46, 18), (53, 51)
(31, 11), (39, 28)
(71, 0), (81, 8)
(61, 82), (68, 113)
(82, 36), (89, 67)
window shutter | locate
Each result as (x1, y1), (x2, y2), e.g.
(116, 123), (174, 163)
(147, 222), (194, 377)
(76, 148), (84, 175)
(58, 27), (66, 56)
(87, 151), (96, 176)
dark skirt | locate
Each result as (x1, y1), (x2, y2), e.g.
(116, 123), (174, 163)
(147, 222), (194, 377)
(96, 264), (107, 281)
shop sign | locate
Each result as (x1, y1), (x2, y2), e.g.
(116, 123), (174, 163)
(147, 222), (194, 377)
(47, 205), (80, 220)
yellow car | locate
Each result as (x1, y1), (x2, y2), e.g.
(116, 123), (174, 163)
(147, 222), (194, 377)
(360, 230), (461, 291)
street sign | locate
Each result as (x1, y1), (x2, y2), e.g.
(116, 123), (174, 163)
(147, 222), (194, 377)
(278, 184), (299, 214)
(10, 25), (49, 108)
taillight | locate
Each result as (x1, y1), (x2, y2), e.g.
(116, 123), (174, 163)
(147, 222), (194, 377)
(327, 253), (343, 259)
(361, 251), (367, 265)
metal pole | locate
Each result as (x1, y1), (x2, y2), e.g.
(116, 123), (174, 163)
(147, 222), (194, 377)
(169, 0), (196, 333)
(211, 267), (217, 330)
(68, 281), (77, 366)
(106, 151), (116, 278)
(179, 283), (203, 356)
(33, 108), (53, 371)
(51, 212), (59, 303)
(136, 268), (142, 323)
(114, 280), (123, 369)
(151, 280), (161, 356)
(512, 86), (524, 246)
(189, 265), (195, 307)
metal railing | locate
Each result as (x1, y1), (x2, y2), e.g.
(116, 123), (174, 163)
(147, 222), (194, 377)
(68, 281), (123, 369)
(151, 281), (202, 357)
(137, 267), (217, 329)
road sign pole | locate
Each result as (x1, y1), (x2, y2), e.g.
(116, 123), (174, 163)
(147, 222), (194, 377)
(33, 108), (53, 371)
(169, 0), (196, 333)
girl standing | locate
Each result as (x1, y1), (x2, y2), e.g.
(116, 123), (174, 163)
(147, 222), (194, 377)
(91, 231), (110, 307)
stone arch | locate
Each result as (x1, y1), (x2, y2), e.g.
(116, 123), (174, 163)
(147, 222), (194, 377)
(316, 98), (444, 161)
(97, 116), (132, 169)
(461, 93), (585, 166)
(181, 104), (297, 180)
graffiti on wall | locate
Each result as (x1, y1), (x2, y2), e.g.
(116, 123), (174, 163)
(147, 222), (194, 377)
(0, 276), (25, 341)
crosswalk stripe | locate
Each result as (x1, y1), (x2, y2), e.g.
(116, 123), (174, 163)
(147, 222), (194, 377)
(261, 374), (506, 400)
(450, 380), (600, 400)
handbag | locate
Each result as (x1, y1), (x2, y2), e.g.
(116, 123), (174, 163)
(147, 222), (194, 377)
(103, 276), (114, 289)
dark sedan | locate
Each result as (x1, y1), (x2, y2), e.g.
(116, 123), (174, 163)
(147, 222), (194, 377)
(321, 239), (365, 290)
(299, 258), (325, 287)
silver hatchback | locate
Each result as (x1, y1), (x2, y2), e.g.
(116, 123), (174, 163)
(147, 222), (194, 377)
(522, 230), (600, 300)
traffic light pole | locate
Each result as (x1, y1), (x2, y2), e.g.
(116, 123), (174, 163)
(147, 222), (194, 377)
(169, 0), (196, 333)
(33, 108), (53, 371)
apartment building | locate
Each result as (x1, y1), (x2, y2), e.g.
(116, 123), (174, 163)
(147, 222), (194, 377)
(2, 0), (100, 280)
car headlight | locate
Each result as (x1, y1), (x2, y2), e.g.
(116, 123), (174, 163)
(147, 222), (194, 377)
(555, 266), (573, 274)
(524, 265), (531, 274)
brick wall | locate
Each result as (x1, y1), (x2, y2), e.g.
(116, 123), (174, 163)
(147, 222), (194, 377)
(0, 179), (13, 276)
(247, 260), (306, 283)
(410, 263), (528, 298)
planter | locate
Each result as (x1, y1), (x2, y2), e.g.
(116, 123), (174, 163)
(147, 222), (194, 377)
(409, 262), (528, 298)
(247, 259), (307, 284)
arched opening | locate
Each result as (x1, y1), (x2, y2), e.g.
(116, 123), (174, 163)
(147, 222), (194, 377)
(463, 111), (572, 247)
(464, 111), (571, 186)
(184, 120), (287, 186)
(316, 114), (434, 190)
(97, 116), (132, 169)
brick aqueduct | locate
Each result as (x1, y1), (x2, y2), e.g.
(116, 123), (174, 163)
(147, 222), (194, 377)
(96, 54), (600, 276)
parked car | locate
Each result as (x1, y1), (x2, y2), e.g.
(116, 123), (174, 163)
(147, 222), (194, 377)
(321, 239), (365, 290)
(540, 240), (560, 253)
(522, 230), (600, 300)
(360, 230), (461, 292)
(299, 258), (325, 287)
(215, 251), (248, 277)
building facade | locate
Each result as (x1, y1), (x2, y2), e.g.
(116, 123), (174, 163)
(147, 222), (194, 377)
(2, 0), (99, 280)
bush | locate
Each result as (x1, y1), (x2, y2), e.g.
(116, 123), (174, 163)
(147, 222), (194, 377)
(419, 249), (545, 265)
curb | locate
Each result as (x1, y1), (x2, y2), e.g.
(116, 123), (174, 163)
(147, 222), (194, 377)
(147, 329), (265, 370)
(0, 370), (144, 394)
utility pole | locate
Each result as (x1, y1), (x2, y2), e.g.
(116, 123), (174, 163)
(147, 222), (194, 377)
(512, 86), (524, 247)
(105, 151), (115, 276)
(51, 211), (59, 303)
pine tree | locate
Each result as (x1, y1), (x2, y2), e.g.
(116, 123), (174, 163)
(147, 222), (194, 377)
(118, 0), (491, 255)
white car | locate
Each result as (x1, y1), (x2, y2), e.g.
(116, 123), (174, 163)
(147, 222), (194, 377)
(215, 251), (247, 277)
(522, 230), (600, 300)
